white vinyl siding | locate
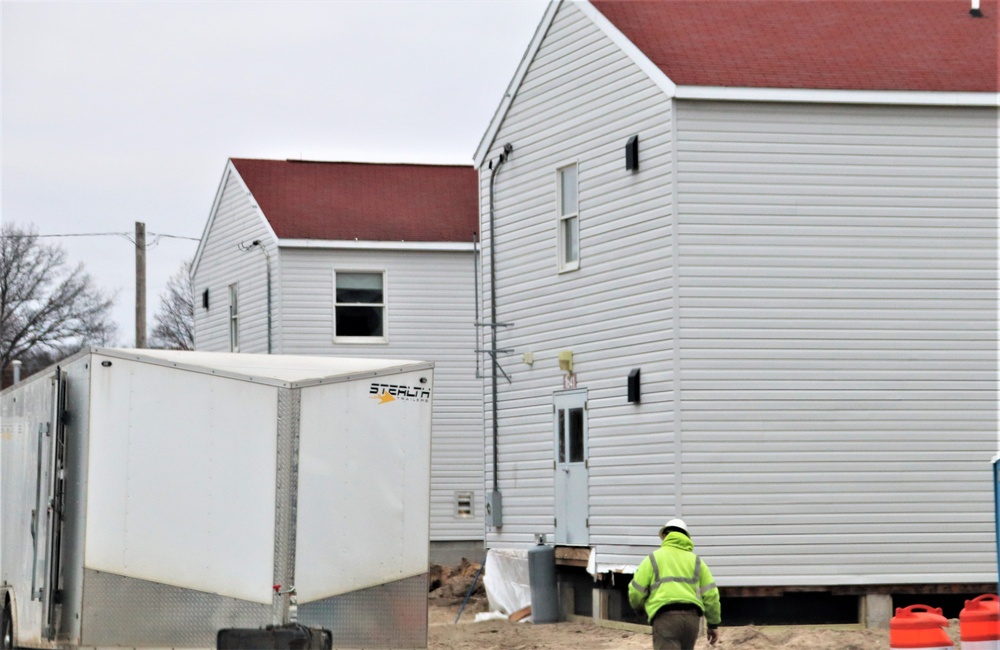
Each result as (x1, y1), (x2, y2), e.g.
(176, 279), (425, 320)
(480, 1), (677, 552)
(192, 167), (277, 354)
(478, 0), (998, 589)
(279, 247), (483, 541)
(673, 100), (997, 585)
(194, 165), (482, 544)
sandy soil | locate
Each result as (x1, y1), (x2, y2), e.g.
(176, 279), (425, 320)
(427, 562), (965, 650)
(430, 601), (968, 650)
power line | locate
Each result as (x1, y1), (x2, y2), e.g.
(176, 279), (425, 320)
(148, 232), (200, 241)
(0, 231), (200, 247)
(1, 231), (131, 239)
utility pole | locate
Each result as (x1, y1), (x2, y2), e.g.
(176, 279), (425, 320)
(135, 221), (147, 348)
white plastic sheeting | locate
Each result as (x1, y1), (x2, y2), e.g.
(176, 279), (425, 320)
(483, 548), (531, 616)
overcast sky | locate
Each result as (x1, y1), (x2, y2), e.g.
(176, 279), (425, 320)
(2, 0), (548, 345)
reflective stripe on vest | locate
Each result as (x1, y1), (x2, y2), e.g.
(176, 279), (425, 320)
(644, 551), (703, 593)
(630, 578), (650, 597)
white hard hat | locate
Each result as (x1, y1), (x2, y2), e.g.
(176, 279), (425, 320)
(659, 518), (689, 538)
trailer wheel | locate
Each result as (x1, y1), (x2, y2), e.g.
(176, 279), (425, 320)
(0, 598), (14, 650)
(1, 597), (12, 650)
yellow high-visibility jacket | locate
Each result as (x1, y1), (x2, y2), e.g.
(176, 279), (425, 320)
(627, 532), (721, 627)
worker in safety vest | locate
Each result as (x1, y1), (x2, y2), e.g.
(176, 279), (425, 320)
(628, 518), (721, 649)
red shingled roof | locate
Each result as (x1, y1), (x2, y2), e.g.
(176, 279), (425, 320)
(590, 0), (998, 92)
(231, 159), (478, 243)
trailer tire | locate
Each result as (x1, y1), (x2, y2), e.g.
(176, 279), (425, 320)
(1, 597), (13, 650)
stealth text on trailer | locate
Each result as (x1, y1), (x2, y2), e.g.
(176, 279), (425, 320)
(369, 382), (431, 403)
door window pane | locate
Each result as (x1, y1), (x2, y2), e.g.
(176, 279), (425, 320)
(568, 408), (584, 463)
(558, 409), (566, 463)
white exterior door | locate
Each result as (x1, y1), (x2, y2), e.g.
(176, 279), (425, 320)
(554, 390), (588, 545)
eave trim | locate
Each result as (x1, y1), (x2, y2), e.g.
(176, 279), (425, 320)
(277, 239), (476, 252)
(674, 86), (999, 107)
(473, 0), (563, 169)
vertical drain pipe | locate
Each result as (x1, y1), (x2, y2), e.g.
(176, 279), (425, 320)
(247, 240), (273, 354)
(488, 143), (513, 505)
(473, 233), (481, 379)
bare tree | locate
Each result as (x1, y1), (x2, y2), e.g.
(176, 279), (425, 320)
(150, 260), (194, 350)
(0, 223), (118, 386)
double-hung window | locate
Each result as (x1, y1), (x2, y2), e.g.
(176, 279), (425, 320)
(228, 283), (240, 352)
(334, 271), (386, 342)
(557, 164), (580, 271)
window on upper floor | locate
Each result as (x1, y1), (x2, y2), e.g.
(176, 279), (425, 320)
(557, 164), (580, 272)
(334, 270), (386, 342)
(228, 283), (240, 352)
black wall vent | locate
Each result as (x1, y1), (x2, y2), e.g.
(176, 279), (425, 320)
(628, 368), (641, 403)
(625, 135), (639, 171)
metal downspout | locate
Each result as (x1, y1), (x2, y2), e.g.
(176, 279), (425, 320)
(488, 144), (512, 494)
(473, 233), (481, 379)
(249, 240), (273, 354)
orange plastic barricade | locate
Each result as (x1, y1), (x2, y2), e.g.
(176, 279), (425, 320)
(890, 605), (954, 650)
(961, 594), (1000, 650)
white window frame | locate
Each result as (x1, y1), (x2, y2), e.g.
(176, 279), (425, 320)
(556, 162), (580, 272)
(228, 282), (240, 352)
(333, 269), (388, 344)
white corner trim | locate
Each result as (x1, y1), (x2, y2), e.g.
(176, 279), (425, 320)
(474, 0), (686, 169)
(192, 160), (279, 276)
(278, 239), (477, 252)
(191, 160), (237, 275)
(573, 0), (676, 99)
(191, 158), (242, 278)
(675, 85), (1000, 107)
(473, 1), (562, 169)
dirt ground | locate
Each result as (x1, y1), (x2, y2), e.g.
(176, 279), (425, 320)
(427, 562), (965, 650)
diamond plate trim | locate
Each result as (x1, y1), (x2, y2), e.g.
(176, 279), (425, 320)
(297, 573), (428, 649)
(81, 569), (270, 647)
(274, 387), (301, 624)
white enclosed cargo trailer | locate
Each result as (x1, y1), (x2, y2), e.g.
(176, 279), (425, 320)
(0, 348), (433, 649)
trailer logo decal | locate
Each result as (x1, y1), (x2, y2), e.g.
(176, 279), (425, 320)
(369, 382), (431, 404)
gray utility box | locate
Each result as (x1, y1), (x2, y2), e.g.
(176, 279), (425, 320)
(485, 489), (503, 528)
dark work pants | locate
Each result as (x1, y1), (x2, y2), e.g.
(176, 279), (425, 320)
(651, 609), (701, 650)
